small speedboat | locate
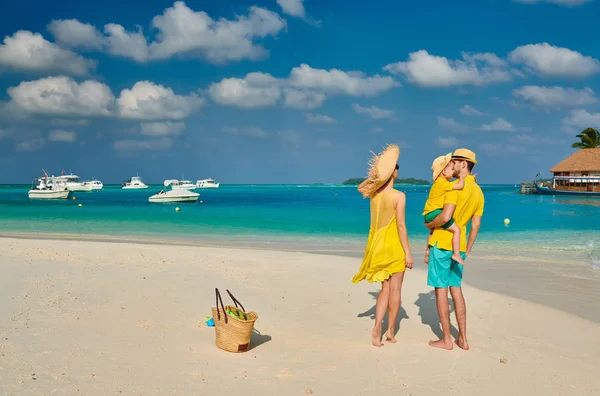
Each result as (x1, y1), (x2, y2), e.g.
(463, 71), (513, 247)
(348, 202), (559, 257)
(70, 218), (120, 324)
(28, 176), (71, 199)
(149, 189), (200, 203)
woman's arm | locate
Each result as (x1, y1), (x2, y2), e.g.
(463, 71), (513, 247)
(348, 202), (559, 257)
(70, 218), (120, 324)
(395, 192), (414, 269)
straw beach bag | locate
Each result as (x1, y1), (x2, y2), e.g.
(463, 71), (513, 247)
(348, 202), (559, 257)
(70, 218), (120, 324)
(211, 288), (258, 353)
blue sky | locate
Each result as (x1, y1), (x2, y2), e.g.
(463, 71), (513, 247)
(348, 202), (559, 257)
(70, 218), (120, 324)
(1, 0), (600, 184)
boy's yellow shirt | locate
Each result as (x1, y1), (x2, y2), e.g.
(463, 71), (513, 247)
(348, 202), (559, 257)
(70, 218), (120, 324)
(422, 177), (457, 215)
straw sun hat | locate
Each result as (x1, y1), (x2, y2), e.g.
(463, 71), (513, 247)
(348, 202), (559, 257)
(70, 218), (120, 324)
(357, 144), (400, 198)
(431, 152), (452, 181)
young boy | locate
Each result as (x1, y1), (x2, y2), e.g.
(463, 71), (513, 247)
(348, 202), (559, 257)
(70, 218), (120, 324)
(422, 153), (466, 266)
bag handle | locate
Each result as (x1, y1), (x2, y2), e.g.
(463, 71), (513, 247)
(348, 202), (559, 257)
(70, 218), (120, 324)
(226, 289), (246, 312)
(215, 288), (228, 324)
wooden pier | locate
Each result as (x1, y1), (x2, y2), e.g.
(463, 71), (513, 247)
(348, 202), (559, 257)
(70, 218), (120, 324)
(520, 182), (537, 194)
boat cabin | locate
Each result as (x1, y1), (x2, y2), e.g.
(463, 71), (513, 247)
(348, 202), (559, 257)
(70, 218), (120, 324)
(549, 148), (600, 193)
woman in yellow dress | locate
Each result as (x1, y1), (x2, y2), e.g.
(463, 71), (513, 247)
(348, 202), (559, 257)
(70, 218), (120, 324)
(352, 144), (414, 347)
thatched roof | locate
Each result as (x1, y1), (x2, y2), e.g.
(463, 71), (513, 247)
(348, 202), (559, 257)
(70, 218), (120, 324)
(550, 148), (600, 172)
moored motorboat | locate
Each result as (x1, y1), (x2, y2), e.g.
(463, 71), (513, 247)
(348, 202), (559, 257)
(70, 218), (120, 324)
(149, 188), (200, 203)
(28, 176), (71, 199)
(196, 178), (219, 188)
(122, 176), (148, 189)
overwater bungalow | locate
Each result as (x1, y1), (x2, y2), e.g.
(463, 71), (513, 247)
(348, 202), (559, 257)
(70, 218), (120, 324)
(536, 148), (600, 195)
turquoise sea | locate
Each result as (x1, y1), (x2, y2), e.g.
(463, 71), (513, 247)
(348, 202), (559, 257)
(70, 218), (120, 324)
(1, 184), (599, 268)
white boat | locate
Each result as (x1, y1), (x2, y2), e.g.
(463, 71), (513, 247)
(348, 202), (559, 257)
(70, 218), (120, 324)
(83, 179), (103, 190)
(165, 179), (196, 190)
(52, 172), (93, 192)
(196, 178), (220, 189)
(149, 188), (200, 203)
(122, 176), (148, 189)
(28, 176), (71, 199)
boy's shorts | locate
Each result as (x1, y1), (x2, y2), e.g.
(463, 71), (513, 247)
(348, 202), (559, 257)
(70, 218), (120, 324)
(424, 209), (455, 229)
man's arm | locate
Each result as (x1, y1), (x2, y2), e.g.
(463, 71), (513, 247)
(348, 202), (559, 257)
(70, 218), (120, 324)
(424, 203), (456, 230)
(465, 215), (481, 256)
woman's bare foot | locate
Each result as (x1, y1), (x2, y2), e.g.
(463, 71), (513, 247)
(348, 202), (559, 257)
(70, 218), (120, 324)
(372, 325), (383, 347)
(385, 330), (397, 343)
(428, 338), (453, 350)
(452, 253), (466, 266)
(455, 337), (470, 350)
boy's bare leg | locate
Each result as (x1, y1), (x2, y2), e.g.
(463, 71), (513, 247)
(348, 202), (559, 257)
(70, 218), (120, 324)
(447, 223), (466, 266)
(425, 231), (433, 264)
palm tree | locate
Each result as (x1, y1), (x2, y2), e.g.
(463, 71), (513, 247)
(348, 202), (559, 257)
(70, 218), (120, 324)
(571, 128), (600, 149)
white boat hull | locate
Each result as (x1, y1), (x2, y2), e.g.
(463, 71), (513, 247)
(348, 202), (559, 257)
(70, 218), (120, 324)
(149, 191), (200, 203)
(28, 190), (70, 199)
(123, 185), (148, 189)
(197, 184), (219, 189)
(67, 183), (93, 192)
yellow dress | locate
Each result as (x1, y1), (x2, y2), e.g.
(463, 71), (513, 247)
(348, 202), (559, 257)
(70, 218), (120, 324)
(352, 189), (407, 283)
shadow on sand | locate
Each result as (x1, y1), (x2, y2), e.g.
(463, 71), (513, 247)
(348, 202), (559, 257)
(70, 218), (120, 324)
(357, 291), (409, 336)
(414, 290), (459, 340)
(250, 328), (272, 350)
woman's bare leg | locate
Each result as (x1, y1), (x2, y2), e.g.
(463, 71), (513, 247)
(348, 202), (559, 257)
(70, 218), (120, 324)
(385, 272), (405, 343)
(372, 279), (390, 347)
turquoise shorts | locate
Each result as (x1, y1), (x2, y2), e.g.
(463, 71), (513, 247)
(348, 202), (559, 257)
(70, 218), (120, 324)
(427, 243), (466, 288)
(424, 209), (455, 229)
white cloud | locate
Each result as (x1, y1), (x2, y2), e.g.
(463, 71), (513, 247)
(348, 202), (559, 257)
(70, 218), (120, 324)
(437, 116), (469, 133)
(481, 118), (516, 132)
(0, 30), (97, 76)
(316, 139), (333, 149)
(208, 65), (398, 109)
(46, 2), (286, 64)
(460, 105), (488, 116)
(305, 113), (337, 124)
(283, 89), (326, 109)
(352, 103), (398, 121)
(512, 86), (597, 107)
(140, 121), (186, 136)
(561, 109), (600, 133)
(117, 81), (204, 120)
(513, 0), (592, 6)
(47, 19), (104, 50)
(435, 137), (459, 148)
(480, 143), (526, 155)
(7, 76), (114, 117)
(289, 64), (399, 96)
(113, 137), (173, 151)
(223, 127), (267, 137)
(48, 129), (77, 142)
(5, 76), (203, 121)
(277, 0), (306, 18)
(208, 72), (281, 108)
(104, 24), (149, 63)
(509, 43), (600, 78)
(383, 50), (511, 87)
(16, 138), (45, 152)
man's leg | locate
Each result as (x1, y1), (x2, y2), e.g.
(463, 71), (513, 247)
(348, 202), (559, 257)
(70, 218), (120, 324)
(429, 287), (453, 350)
(427, 245), (453, 350)
(449, 252), (469, 350)
(372, 278), (390, 347)
(449, 286), (468, 350)
(385, 271), (405, 343)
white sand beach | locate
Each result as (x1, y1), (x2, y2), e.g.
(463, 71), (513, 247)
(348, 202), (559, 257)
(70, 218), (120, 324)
(1, 237), (599, 396)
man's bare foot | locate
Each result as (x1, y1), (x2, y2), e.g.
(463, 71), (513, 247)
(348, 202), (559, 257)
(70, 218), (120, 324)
(372, 325), (383, 347)
(385, 330), (397, 343)
(455, 338), (470, 350)
(428, 339), (453, 350)
(452, 253), (466, 266)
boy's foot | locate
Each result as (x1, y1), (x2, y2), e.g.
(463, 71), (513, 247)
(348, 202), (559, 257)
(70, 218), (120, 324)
(372, 325), (383, 347)
(424, 249), (430, 265)
(452, 254), (466, 266)
(385, 330), (397, 343)
(429, 339), (453, 350)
